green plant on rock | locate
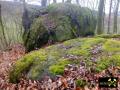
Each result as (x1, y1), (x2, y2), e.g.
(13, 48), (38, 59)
(66, 38), (106, 56)
(9, 49), (47, 83)
(96, 34), (120, 38)
(49, 59), (71, 75)
(67, 48), (89, 56)
(96, 55), (120, 72)
(55, 16), (74, 41)
(63, 38), (83, 47)
(103, 40), (120, 52)
(25, 17), (49, 51)
(27, 48), (64, 79)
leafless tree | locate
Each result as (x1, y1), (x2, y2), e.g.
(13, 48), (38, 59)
(21, 0), (31, 46)
(66, 0), (72, 3)
(0, 4), (7, 49)
(48, 0), (51, 5)
(96, 0), (105, 34)
(102, 0), (106, 33)
(107, 0), (113, 34)
(41, 0), (47, 7)
(76, 0), (79, 5)
(113, 0), (120, 33)
(53, 0), (57, 3)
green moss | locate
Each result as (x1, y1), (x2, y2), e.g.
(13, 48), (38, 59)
(10, 37), (108, 83)
(103, 40), (120, 52)
(96, 34), (120, 38)
(28, 65), (42, 80)
(81, 38), (105, 48)
(25, 17), (49, 51)
(63, 38), (83, 47)
(26, 47), (63, 79)
(49, 58), (71, 75)
(55, 16), (74, 41)
(47, 3), (81, 15)
(9, 49), (47, 83)
(76, 79), (87, 87)
(96, 55), (120, 72)
(27, 60), (48, 80)
(67, 48), (89, 56)
(66, 38), (106, 56)
(76, 7), (97, 36)
(25, 3), (97, 51)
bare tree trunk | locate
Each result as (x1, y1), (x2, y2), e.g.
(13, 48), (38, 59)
(22, 0), (30, 33)
(48, 0), (51, 5)
(22, 0), (31, 47)
(87, 0), (89, 7)
(107, 0), (112, 34)
(76, 0), (79, 4)
(62, 0), (64, 3)
(66, 0), (72, 3)
(53, 0), (57, 3)
(96, 0), (105, 34)
(41, 0), (47, 7)
(0, 4), (7, 49)
(94, 0), (99, 10)
(113, 0), (120, 33)
(102, 0), (106, 33)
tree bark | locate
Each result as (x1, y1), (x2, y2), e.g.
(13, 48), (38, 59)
(76, 0), (79, 4)
(96, 0), (105, 34)
(22, 0), (30, 32)
(113, 0), (120, 33)
(41, 0), (47, 7)
(22, 0), (31, 46)
(107, 0), (112, 34)
(66, 0), (72, 3)
(102, 0), (106, 33)
(0, 4), (7, 48)
(48, 0), (51, 5)
(53, 0), (57, 3)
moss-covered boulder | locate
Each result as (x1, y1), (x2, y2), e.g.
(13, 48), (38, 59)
(25, 3), (97, 51)
(96, 34), (120, 38)
(10, 37), (120, 83)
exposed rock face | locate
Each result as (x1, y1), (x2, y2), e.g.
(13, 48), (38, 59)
(25, 3), (97, 51)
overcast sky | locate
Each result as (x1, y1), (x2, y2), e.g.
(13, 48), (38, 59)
(1, 0), (120, 14)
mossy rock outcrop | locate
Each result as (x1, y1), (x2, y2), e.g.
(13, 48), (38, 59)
(25, 3), (97, 51)
(9, 37), (120, 83)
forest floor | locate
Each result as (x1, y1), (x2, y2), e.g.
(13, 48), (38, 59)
(0, 44), (25, 89)
(0, 39), (120, 90)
